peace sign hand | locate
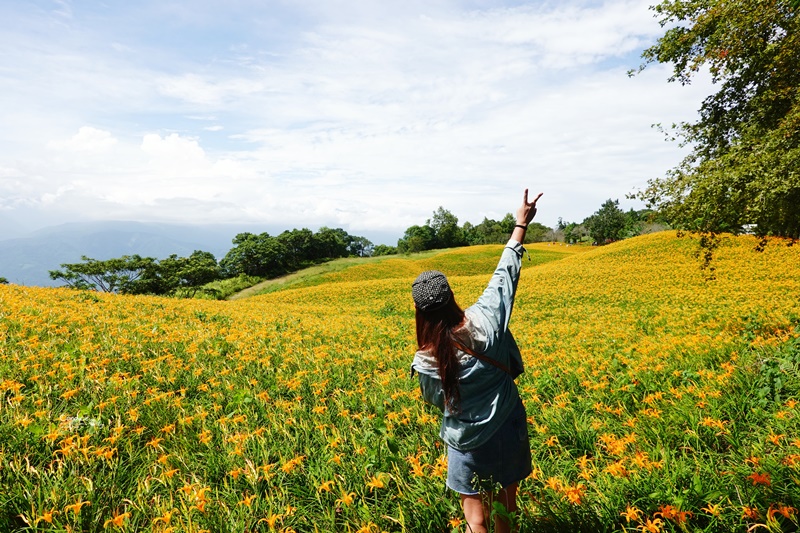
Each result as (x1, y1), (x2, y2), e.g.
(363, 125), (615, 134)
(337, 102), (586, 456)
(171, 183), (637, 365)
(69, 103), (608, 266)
(516, 189), (543, 226)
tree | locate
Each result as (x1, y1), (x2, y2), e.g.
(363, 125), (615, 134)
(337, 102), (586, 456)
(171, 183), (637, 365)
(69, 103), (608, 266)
(51, 252), (220, 296)
(220, 232), (289, 278)
(400, 206), (552, 249)
(623, 209), (644, 239)
(0, 277), (8, 284)
(499, 214), (516, 235)
(397, 224), (435, 253)
(348, 236), (374, 257)
(371, 244), (397, 256)
(128, 256), (175, 295)
(562, 222), (589, 244)
(464, 217), (506, 245)
(544, 227), (562, 242)
(524, 222), (550, 243)
(633, 0), (800, 238)
(315, 227), (349, 259)
(221, 232), (260, 277)
(128, 252), (219, 296)
(50, 255), (155, 292)
(277, 228), (316, 267)
(173, 251), (221, 296)
(221, 227), (374, 278)
(585, 199), (626, 244)
(428, 207), (465, 248)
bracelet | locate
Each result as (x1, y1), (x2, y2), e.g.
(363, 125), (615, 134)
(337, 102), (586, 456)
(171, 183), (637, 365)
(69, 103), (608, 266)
(515, 224), (527, 230)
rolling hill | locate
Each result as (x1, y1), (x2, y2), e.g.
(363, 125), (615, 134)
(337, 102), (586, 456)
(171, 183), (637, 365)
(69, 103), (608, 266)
(1, 231), (798, 532)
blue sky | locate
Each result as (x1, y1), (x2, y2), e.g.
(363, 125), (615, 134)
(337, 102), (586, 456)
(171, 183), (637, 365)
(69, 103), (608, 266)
(0, 0), (714, 243)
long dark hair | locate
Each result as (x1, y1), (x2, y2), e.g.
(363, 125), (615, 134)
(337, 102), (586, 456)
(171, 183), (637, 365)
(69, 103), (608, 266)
(415, 297), (466, 413)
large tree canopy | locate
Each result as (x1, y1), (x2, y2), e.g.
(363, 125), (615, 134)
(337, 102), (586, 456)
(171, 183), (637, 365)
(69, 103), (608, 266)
(49, 252), (221, 296)
(428, 206), (466, 249)
(586, 199), (627, 244)
(635, 0), (800, 238)
(219, 227), (369, 278)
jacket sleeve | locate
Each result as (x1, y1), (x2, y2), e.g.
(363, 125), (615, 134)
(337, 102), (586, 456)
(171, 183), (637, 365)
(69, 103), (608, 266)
(418, 374), (445, 411)
(469, 239), (524, 346)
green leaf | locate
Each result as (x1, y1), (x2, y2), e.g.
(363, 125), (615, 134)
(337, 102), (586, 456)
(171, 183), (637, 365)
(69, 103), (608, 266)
(386, 437), (399, 455)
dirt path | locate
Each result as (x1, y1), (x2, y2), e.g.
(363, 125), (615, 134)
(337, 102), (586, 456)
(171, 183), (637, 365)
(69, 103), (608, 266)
(227, 272), (300, 300)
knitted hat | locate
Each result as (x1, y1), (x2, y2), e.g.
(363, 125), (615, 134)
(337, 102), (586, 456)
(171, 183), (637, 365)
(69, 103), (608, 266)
(412, 270), (452, 311)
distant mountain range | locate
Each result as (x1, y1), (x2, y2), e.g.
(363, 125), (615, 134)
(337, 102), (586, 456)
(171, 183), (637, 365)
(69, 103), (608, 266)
(0, 221), (271, 287)
(0, 221), (398, 288)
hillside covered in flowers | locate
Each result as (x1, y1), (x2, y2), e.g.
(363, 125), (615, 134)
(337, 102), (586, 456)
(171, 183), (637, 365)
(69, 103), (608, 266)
(1, 232), (799, 532)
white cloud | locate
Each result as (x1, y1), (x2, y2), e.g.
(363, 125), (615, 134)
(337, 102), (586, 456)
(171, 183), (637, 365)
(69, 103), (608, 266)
(141, 133), (205, 163)
(0, 0), (715, 235)
(157, 74), (265, 106)
(48, 127), (118, 153)
(469, 1), (661, 67)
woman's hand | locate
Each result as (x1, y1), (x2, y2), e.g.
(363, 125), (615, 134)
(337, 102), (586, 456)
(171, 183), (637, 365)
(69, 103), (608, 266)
(511, 189), (543, 244)
(516, 189), (543, 226)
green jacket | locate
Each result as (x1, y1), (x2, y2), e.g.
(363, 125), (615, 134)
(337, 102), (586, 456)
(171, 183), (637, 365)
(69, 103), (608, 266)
(411, 240), (525, 451)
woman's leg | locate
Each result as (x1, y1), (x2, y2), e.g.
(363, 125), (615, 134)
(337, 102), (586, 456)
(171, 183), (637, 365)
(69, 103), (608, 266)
(460, 493), (489, 533)
(460, 483), (518, 533)
(493, 482), (519, 533)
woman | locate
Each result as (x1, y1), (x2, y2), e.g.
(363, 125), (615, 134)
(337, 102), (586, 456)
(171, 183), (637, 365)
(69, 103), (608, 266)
(410, 189), (542, 533)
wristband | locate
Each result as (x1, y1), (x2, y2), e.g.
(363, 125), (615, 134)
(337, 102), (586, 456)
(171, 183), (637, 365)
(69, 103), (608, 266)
(515, 224), (527, 230)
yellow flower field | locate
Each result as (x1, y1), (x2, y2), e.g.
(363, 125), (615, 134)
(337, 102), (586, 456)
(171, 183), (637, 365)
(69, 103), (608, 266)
(1, 231), (799, 532)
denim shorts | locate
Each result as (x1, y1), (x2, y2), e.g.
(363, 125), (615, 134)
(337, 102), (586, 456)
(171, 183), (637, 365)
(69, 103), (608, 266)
(446, 400), (532, 495)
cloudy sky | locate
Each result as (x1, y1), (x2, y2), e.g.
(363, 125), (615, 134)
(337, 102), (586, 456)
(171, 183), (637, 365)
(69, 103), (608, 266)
(0, 0), (713, 243)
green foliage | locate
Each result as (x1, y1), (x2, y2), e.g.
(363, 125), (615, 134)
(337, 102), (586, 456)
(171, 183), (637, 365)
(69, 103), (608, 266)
(49, 251), (221, 296)
(463, 216), (510, 245)
(561, 209), (668, 245)
(428, 206), (466, 249)
(402, 208), (551, 253)
(49, 255), (155, 293)
(220, 232), (287, 278)
(585, 199), (627, 244)
(314, 226), (350, 258)
(220, 227), (371, 278)
(347, 235), (374, 257)
(622, 209), (643, 239)
(397, 224), (435, 253)
(277, 228), (316, 267)
(197, 274), (263, 300)
(0, 276), (8, 284)
(557, 218), (591, 244)
(564, 223), (589, 244)
(143, 250), (222, 297)
(634, 0), (800, 238)
(371, 244), (398, 256)
(524, 222), (550, 243)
